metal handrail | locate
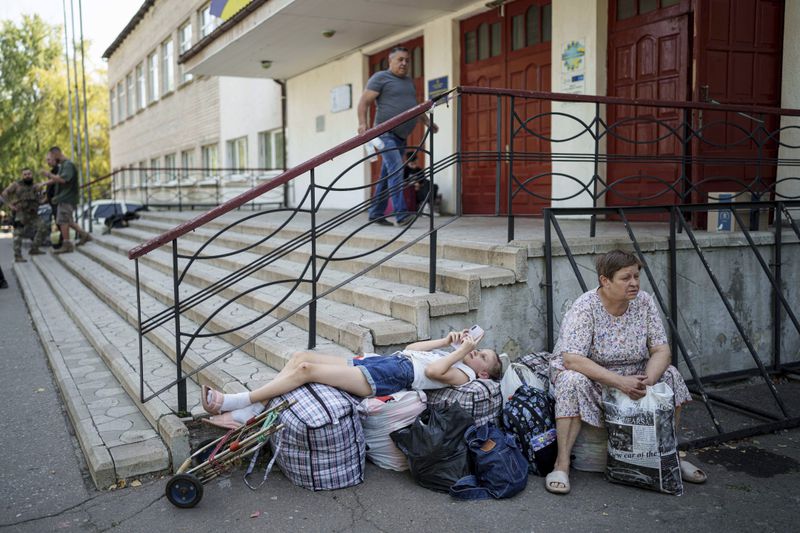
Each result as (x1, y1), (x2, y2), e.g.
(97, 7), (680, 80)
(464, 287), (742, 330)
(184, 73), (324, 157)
(128, 100), (434, 260)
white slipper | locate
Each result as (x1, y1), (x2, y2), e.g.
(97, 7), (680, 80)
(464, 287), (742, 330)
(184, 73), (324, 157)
(680, 460), (708, 484)
(545, 469), (571, 494)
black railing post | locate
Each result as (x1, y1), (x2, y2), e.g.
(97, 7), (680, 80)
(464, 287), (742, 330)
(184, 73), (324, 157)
(308, 168), (318, 350)
(429, 113), (437, 294)
(681, 107), (692, 205)
(456, 92), (463, 216)
(216, 177), (221, 206)
(544, 208), (554, 352)
(507, 95), (515, 242)
(177, 170), (183, 212)
(136, 258), (144, 403)
(495, 95), (502, 216)
(669, 206), (678, 367)
(590, 102), (601, 237)
(144, 173), (150, 210)
(172, 239), (187, 413)
(773, 202), (782, 371)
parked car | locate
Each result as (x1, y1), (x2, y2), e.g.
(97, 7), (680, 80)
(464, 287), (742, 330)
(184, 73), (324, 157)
(77, 200), (145, 227)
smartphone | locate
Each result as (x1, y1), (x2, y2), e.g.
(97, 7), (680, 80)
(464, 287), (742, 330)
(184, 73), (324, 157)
(451, 325), (484, 348)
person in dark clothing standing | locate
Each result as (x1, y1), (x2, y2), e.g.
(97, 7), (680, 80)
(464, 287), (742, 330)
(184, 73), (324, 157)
(357, 46), (437, 226)
(39, 146), (91, 254)
(0, 168), (48, 262)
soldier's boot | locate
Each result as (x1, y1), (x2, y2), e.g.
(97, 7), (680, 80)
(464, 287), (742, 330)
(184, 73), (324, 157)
(15, 255), (27, 263)
(77, 231), (93, 246)
(53, 241), (75, 255)
(29, 247), (45, 256)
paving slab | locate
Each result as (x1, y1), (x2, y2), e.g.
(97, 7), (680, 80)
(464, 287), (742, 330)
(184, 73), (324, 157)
(14, 260), (169, 488)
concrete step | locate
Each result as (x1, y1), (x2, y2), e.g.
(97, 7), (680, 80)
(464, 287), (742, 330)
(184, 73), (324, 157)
(123, 218), (515, 309)
(26, 254), (191, 470)
(50, 248), (291, 384)
(90, 234), (418, 351)
(111, 225), (468, 338)
(15, 262), (170, 488)
(139, 210), (528, 281)
(75, 240), (358, 368)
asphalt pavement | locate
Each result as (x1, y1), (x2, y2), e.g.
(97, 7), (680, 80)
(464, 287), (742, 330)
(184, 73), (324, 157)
(1, 232), (799, 533)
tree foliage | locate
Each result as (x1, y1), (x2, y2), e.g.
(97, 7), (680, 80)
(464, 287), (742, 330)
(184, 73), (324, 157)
(0, 15), (109, 193)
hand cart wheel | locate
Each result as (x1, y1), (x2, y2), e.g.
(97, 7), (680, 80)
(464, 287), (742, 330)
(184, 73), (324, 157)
(165, 473), (204, 508)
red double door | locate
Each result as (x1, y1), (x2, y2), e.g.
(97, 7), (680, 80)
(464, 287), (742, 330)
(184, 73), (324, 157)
(460, 0), (552, 215)
(607, 0), (784, 213)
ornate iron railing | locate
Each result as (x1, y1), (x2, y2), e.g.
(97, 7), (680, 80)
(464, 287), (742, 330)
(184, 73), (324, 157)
(543, 201), (800, 449)
(126, 86), (800, 447)
(128, 100), (443, 410)
(457, 86), (800, 239)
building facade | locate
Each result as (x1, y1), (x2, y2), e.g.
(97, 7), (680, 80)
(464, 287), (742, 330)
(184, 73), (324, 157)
(104, 0), (284, 206)
(110, 0), (796, 213)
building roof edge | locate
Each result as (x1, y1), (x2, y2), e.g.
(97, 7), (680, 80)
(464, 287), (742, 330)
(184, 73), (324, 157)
(102, 0), (157, 60)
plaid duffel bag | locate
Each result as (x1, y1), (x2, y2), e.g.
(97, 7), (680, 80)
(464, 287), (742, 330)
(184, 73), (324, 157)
(517, 351), (553, 395)
(268, 383), (366, 491)
(424, 379), (502, 427)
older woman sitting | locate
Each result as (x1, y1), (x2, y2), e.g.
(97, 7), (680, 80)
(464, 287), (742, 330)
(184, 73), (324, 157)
(545, 249), (707, 494)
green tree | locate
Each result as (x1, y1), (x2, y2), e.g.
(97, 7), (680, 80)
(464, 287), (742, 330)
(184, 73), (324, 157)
(0, 14), (109, 195)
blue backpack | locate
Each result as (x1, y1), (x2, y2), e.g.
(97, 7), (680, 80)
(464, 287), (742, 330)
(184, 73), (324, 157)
(501, 385), (557, 476)
(449, 423), (529, 500)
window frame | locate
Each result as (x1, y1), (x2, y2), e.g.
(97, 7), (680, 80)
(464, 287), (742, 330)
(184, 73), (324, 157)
(135, 62), (146, 109)
(178, 21), (193, 84)
(147, 51), (159, 103)
(161, 38), (175, 94)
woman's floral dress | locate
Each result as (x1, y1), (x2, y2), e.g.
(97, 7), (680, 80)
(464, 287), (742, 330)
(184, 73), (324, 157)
(550, 289), (691, 427)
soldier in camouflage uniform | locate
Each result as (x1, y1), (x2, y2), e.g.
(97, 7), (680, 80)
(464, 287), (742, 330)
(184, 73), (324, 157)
(1, 168), (48, 262)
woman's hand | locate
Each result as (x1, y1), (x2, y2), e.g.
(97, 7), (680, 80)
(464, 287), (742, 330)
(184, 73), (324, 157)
(616, 374), (648, 400)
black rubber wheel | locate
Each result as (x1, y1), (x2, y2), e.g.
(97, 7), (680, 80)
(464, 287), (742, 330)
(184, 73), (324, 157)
(165, 473), (203, 508)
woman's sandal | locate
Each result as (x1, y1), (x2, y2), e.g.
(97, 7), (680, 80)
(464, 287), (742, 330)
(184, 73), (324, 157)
(201, 412), (242, 430)
(545, 470), (571, 494)
(680, 460), (708, 484)
(201, 385), (224, 415)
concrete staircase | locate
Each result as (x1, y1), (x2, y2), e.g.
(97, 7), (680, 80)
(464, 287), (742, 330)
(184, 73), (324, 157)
(16, 209), (528, 487)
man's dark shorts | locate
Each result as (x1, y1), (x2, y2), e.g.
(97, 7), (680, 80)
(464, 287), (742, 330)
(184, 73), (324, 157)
(351, 354), (414, 396)
(56, 203), (75, 225)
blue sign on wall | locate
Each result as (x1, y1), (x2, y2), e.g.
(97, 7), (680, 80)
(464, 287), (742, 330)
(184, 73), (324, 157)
(428, 76), (448, 104)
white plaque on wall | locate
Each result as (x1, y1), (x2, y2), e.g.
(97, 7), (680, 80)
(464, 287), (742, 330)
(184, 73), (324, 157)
(561, 40), (586, 94)
(330, 84), (352, 113)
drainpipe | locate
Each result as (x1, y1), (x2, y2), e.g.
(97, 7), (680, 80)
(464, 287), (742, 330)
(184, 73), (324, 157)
(275, 79), (288, 207)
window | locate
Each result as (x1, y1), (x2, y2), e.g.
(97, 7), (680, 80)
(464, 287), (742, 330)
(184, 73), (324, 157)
(201, 144), (219, 174)
(226, 137), (248, 171)
(198, 4), (218, 38)
(147, 51), (159, 102)
(116, 80), (125, 121)
(478, 23), (490, 60)
(258, 129), (285, 170)
(126, 72), (135, 116)
(617, 0), (679, 20)
(464, 31), (476, 64)
(164, 153), (177, 182)
(180, 149), (194, 177)
(149, 157), (160, 183)
(179, 22), (193, 83)
(161, 39), (175, 94)
(109, 87), (116, 126)
(412, 47), (422, 78)
(136, 63), (145, 109)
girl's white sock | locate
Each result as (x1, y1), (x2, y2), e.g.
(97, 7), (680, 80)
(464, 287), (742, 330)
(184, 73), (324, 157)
(231, 402), (266, 424)
(217, 391), (252, 412)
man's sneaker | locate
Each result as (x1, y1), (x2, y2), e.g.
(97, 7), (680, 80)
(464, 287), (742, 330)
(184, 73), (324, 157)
(53, 241), (75, 254)
(395, 216), (415, 227)
(14, 256), (27, 263)
(77, 232), (93, 246)
(369, 217), (393, 227)
(28, 248), (45, 256)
